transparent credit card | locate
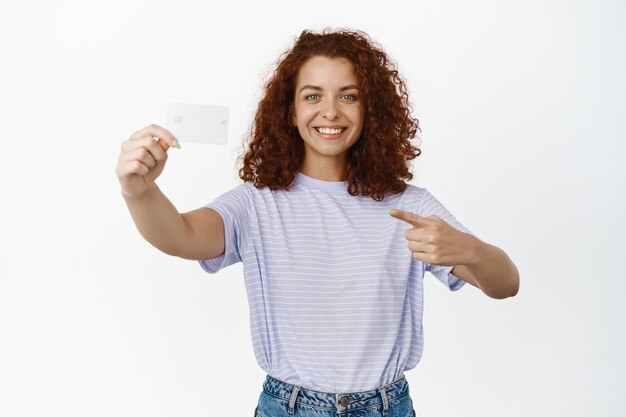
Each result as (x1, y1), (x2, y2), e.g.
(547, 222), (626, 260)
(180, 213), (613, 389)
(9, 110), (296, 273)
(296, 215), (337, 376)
(166, 103), (229, 145)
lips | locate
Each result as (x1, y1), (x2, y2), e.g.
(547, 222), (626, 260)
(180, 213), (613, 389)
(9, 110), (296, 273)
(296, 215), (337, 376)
(313, 126), (348, 139)
(314, 126), (347, 135)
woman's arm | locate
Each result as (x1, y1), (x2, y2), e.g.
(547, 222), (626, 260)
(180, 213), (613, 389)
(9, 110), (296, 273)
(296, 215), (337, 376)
(389, 208), (520, 300)
(451, 235), (520, 299)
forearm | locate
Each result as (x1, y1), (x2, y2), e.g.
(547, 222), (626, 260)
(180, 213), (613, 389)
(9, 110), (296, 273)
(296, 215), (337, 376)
(122, 184), (190, 256)
(466, 236), (520, 299)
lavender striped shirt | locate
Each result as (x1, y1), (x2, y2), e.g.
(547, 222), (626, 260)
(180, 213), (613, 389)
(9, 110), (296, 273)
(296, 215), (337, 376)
(198, 171), (473, 392)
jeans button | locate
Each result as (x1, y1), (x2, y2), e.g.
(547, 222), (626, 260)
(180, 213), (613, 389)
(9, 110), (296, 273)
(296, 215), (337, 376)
(339, 396), (350, 406)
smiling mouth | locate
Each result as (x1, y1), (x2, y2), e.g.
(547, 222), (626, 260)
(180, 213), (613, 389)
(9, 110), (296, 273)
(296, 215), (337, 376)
(314, 127), (347, 138)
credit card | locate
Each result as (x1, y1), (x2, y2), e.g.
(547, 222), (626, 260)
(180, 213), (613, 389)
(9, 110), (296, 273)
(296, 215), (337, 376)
(166, 103), (229, 145)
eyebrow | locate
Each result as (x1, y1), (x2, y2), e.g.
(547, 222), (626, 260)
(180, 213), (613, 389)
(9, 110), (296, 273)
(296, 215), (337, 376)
(298, 84), (359, 93)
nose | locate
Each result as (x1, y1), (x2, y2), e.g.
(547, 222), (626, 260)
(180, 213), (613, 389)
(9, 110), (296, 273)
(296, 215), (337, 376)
(322, 100), (340, 120)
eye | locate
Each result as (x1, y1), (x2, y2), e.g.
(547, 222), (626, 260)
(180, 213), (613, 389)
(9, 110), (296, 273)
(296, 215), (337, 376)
(305, 94), (320, 101)
(342, 94), (358, 101)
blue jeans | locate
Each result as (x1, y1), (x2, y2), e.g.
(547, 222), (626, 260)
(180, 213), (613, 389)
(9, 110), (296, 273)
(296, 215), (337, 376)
(254, 374), (416, 417)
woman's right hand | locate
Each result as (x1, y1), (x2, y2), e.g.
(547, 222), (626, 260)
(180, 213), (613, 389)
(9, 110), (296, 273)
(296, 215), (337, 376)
(116, 124), (180, 199)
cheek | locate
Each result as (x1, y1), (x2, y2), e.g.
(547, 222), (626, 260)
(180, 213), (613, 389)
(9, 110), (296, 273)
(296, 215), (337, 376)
(291, 103), (304, 126)
(349, 105), (364, 123)
(294, 107), (316, 127)
(352, 111), (365, 131)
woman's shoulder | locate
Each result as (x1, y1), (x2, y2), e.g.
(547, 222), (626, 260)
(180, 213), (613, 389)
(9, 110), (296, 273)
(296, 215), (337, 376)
(395, 183), (437, 213)
(219, 181), (283, 202)
(399, 182), (430, 199)
(403, 182), (426, 193)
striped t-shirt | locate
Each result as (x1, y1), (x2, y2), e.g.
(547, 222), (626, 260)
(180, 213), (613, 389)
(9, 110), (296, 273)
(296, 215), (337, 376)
(198, 171), (473, 393)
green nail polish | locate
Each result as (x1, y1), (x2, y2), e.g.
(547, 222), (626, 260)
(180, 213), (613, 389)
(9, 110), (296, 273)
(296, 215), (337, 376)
(173, 139), (181, 149)
(389, 209), (397, 216)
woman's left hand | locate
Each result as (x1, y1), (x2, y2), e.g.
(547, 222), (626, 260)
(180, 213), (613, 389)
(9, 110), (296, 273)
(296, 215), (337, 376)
(389, 208), (475, 266)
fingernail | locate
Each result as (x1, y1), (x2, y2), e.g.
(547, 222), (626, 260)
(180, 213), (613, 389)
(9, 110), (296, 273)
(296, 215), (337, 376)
(172, 139), (181, 149)
(389, 209), (397, 217)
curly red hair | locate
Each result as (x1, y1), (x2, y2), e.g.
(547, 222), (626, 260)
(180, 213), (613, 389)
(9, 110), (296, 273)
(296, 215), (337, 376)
(237, 28), (421, 201)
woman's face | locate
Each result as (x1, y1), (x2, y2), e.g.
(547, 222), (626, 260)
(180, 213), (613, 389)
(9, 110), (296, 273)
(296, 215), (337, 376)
(292, 56), (364, 170)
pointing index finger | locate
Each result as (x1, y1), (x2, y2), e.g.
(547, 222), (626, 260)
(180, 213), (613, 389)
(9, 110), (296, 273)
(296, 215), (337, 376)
(388, 208), (426, 227)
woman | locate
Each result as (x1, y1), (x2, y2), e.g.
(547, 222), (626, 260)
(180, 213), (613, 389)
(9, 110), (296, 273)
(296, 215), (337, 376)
(116, 28), (519, 417)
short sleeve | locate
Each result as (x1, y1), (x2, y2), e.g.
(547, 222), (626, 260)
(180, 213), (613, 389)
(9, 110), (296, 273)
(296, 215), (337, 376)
(420, 188), (475, 291)
(197, 184), (250, 275)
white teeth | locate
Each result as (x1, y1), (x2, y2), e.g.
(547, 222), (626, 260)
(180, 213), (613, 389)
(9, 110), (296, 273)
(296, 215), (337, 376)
(316, 127), (345, 135)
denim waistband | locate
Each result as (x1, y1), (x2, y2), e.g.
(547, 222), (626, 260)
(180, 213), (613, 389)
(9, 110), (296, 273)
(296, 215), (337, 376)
(262, 374), (409, 413)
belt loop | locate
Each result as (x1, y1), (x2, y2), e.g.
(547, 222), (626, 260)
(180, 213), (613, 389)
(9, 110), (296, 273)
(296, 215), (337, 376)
(287, 384), (301, 415)
(377, 386), (389, 416)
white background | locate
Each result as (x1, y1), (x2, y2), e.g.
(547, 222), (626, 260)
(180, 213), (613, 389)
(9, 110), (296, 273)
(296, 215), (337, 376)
(1, 0), (624, 416)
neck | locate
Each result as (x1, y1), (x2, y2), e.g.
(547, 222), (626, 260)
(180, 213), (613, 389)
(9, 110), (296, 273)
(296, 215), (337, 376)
(299, 159), (347, 182)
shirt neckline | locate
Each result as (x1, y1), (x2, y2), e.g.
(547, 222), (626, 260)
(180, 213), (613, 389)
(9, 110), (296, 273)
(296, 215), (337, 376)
(293, 171), (349, 192)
